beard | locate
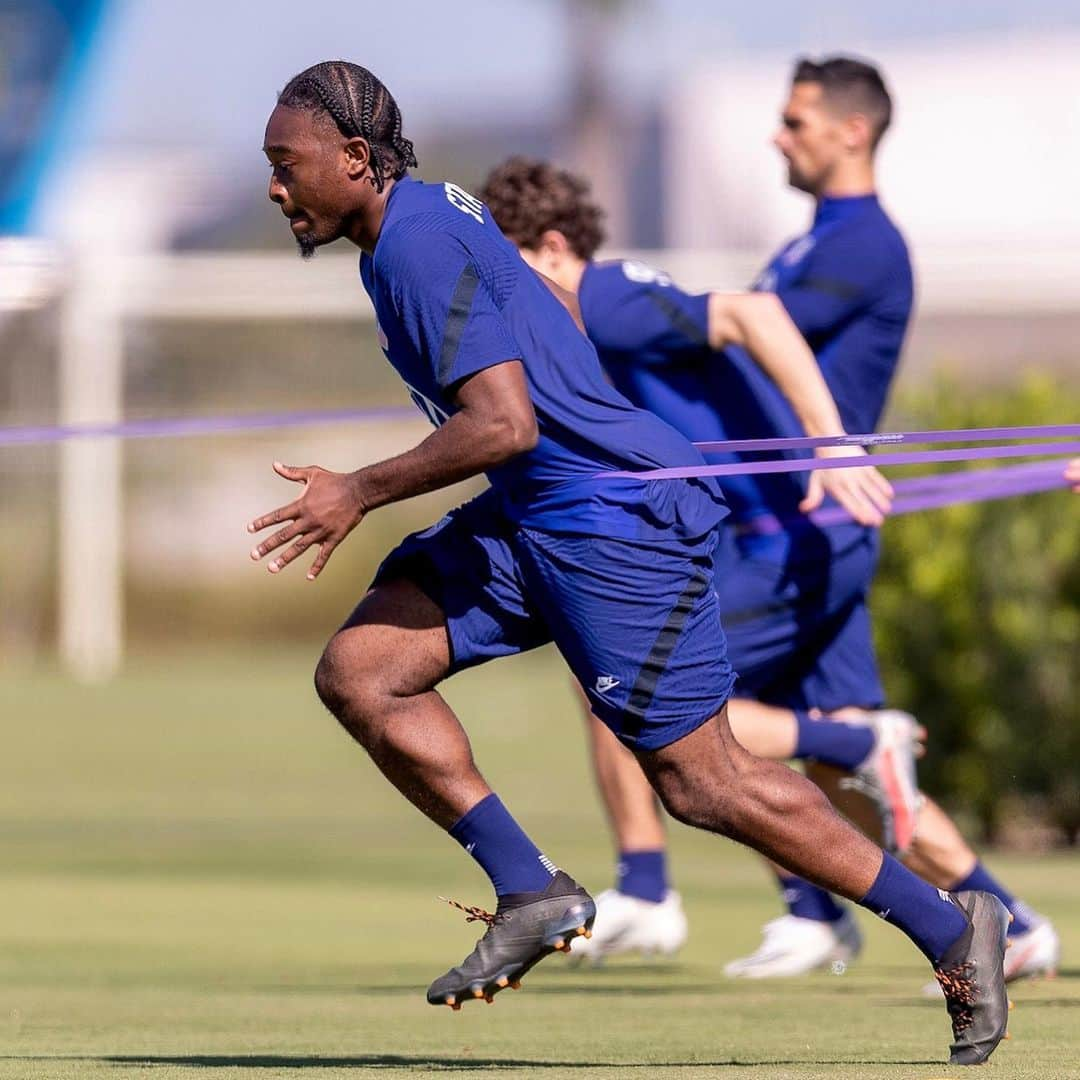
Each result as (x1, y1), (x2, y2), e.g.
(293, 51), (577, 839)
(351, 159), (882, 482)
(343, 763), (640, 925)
(296, 232), (318, 260)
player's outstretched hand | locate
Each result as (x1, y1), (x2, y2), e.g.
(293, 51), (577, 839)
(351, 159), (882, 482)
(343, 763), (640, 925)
(247, 462), (364, 580)
(800, 445), (893, 527)
(1066, 457), (1080, 494)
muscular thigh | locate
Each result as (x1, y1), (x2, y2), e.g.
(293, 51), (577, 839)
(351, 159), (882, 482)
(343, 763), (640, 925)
(326, 577), (453, 698)
(367, 491), (551, 674)
(518, 528), (735, 752)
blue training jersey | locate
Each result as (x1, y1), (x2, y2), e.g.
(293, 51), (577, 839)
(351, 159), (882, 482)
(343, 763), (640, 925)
(577, 194), (913, 527)
(359, 176), (726, 540)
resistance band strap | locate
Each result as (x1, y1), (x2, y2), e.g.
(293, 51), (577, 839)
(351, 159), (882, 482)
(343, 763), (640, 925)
(606, 441), (1080, 480)
(692, 423), (1080, 454)
(0, 407), (417, 447)
(807, 459), (1073, 527)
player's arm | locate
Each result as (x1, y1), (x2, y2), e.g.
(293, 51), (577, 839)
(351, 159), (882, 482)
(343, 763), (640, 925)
(708, 290), (893, 525)
(247, 363), (537, 580)
(708, 290), (850, 437)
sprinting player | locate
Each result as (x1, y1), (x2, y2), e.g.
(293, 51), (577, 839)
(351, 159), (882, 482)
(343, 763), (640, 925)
(250, 60), (1010, 1064)
(480, 55), (1057, 983)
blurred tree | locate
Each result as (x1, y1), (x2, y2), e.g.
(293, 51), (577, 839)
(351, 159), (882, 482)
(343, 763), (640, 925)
(875, 374), (1080, 843)
(559, 0), (638, 246)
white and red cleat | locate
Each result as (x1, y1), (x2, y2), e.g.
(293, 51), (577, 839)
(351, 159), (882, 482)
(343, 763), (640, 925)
(723, 911), (862, 978)
(1003, 917), (1060, 982)
(839, 709), (924, 855)
(569, 889), (687, 961)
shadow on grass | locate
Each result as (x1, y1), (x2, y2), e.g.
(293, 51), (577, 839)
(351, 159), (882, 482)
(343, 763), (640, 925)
(2, 1055), (946, 1070)
(245, 980), (727, 998)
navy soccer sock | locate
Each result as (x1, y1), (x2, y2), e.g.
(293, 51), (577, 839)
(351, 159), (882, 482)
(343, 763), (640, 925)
(793, 710), (876, 771)
(617, 849), (668, 903)
(449, 794), (557, 897)
(950, 861), (1033, 936)
(775, 871), (846, 923)
(859, 853), (970, 962)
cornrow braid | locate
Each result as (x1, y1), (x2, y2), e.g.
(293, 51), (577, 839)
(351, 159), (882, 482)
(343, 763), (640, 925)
(278, 61), (418, 191)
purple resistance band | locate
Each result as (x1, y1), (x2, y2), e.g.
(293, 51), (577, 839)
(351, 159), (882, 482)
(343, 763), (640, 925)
(0, 406), (417, 447)
(607, 441), (1079, 479)
(691, 423), (1079, 454)
(1, 409), (1075, 519)
(4, 412), (1075, 456)
(808, 459), (1073, 527)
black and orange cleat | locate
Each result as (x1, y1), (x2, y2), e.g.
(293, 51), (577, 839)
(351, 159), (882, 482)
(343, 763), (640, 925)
(427, 871), (595, 1010)
(933, 890), (1012, 1065)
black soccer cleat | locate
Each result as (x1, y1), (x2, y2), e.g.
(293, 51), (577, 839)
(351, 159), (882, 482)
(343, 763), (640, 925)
(427, 871), (595, 1009)
(933, 890), (1012, 1065)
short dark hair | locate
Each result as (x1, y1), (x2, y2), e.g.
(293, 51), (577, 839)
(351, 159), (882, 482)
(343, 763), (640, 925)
(277, 61), (418, 192)
(478, 157), (606, 260)
(793, 55), (892, 148)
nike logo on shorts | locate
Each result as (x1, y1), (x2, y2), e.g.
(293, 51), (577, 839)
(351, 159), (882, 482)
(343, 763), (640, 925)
(595, 675), (620, 694)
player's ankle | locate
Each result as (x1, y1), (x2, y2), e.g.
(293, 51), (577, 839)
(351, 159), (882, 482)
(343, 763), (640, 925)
(616, 849), (668, 903)
(776, 873), (846, 922)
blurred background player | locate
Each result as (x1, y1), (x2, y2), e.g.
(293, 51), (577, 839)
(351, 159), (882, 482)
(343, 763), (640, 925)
(480, 54), (1059, 983)
(250, 61), (1012, 1063)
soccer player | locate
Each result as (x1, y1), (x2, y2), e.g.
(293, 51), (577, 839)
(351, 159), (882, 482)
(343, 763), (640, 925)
(251, 60), (1010, 1063)
(479, 55), (1057, 984)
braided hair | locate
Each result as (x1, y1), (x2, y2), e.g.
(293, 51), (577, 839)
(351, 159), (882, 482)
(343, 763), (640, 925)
(278, 62), (418, 191)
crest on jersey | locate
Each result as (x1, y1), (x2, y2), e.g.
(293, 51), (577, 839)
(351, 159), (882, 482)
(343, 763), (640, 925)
(621, 260), (673, 287)
(782, 234), (816, 267)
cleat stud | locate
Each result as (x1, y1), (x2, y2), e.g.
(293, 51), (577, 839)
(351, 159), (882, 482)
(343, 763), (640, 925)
(450, 1002), (461, 1012)
(444, 995), (456, 1007)
(1008, 914), (1015, 924)
(1005, 939), (1013, 950)
(1008, 999), (1015, 1011)
(583, 930), (593, 939)
(472, 987), (484, 999)
(1003, 1032), (1011, 1041)
(484, 993), (494, 1003)
(510, 980), (521, 990)
(576, 925), (587, 935)
(551, 937), (565, 951)
(496, 976), (510, 988)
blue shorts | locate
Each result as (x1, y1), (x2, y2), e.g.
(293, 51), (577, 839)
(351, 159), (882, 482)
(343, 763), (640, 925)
(371, 491), (736, 751)
(715, 522), (884, 712)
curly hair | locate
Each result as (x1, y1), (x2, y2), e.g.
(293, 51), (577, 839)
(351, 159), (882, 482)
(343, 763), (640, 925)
(478, 157), (606, 260)
(278, 61), (418, 192)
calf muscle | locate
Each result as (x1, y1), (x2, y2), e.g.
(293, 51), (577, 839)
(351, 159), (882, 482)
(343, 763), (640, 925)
(637, 708), (883, 901)
(314, 578), (492, 829)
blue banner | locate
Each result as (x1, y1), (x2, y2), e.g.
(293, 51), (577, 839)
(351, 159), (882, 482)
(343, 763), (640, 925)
(0, 0), (111, 233)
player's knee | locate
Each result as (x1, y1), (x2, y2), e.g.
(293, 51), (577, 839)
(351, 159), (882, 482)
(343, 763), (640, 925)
(313, 638), (349, 716)
(649, 765), (737, 835)
(313, 633), (386, 732)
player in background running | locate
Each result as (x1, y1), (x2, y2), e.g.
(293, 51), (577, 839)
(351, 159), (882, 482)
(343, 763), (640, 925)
(480, 55), (1058, 984)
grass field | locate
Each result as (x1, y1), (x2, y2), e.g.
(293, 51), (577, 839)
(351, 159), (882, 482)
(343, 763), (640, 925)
(2, 647), (1078, 1079)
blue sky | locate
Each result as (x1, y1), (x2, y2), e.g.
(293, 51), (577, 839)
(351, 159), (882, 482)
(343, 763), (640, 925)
(86, 0), (1080, 148)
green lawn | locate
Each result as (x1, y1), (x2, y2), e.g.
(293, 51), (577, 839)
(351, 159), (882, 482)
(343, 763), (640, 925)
(1, 648), (1077, 1079)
